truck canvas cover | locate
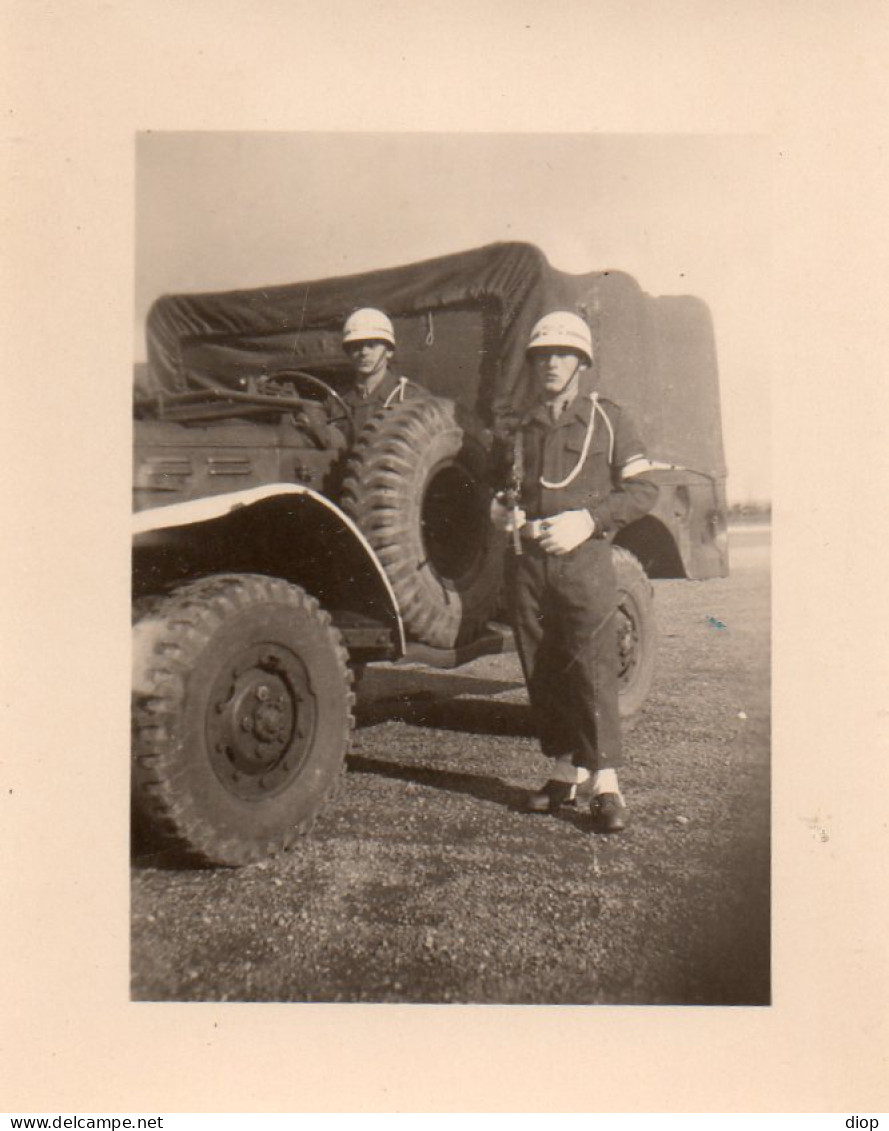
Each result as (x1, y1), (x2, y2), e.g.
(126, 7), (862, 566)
(144, 241), (726, 479)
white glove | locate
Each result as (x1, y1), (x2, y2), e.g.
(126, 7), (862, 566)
(490, 497), (526, 533)
(538, 510), (595, 555)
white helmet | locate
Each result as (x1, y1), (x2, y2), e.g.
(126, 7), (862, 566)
(342, 307), (396, 348)
(526, 311), (593, 364)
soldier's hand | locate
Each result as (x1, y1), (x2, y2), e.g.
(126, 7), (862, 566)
(538, 510), (595, 555)
(490, 497), (526, 533)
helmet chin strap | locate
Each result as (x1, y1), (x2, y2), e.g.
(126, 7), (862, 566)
(369, 355), (389, 381)
(356, 347), (392, 390)
(544, 360), (584, 406)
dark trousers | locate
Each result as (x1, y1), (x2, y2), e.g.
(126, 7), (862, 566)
(507, 538), (622, 772)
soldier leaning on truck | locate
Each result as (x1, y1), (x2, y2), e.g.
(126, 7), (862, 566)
(341, 307), (425, 432)
(491, 311), (659, 833)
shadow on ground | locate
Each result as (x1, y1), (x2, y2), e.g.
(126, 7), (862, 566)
(345, 751), (588, 830)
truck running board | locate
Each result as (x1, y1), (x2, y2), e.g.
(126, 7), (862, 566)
(399, 622), (515, 670)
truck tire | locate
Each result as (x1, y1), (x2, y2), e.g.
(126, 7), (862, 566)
(613, 547), (659, 725)
(132, 574), (354, 866)
(341, 397), (503, 649)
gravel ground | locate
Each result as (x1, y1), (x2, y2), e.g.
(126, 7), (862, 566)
(131, 526), (770, 1004)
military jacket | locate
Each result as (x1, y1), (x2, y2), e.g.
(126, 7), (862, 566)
(501, 378), (659, 537)
(343, 369), (425, 435)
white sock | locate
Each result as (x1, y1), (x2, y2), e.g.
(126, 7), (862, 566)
(550, 758), (592, 785)
(592, 767), (623, 802)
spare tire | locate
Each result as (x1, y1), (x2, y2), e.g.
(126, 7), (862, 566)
(340, 397), (503, 649)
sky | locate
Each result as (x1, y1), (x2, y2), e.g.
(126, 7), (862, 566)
(136, 132), (772, 503)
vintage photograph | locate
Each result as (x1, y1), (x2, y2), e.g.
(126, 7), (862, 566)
(131, 132), (771, 1005)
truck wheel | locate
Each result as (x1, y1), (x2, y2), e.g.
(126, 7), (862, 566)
(341, 397), (503, 649)
(132, 574), (354, 866)
(613, 547), (659, 725)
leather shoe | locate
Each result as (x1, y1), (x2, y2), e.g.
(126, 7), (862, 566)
(524, 779), (578, 813)
(590, 792), (627, 833)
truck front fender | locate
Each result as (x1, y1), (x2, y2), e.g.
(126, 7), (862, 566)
(133, 484), (405, 657)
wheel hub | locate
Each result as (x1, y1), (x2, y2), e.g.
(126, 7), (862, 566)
(206, 643), (316, 799)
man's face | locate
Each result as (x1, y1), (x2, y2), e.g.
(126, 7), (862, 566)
(530, 348), (585, 399)
(344, 339), (392, 381)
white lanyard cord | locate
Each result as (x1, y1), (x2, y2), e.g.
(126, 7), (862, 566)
(539, 392), (614, 490)
(383, 376), (409, 408)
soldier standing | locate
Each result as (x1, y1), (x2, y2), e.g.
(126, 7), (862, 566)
(491, 311), (659, 832)
(341, 308), (422, 434)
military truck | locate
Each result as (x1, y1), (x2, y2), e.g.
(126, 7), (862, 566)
(133, 242), (728, 865)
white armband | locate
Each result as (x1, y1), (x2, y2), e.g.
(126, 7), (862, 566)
(621, 455), (654, 479)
